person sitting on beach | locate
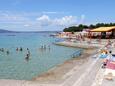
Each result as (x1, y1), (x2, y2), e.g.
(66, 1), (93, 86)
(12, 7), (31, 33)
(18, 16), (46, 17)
(104, 51), (115, 80)
(99, 49), (108, 59)
(101, 49), (110, 68)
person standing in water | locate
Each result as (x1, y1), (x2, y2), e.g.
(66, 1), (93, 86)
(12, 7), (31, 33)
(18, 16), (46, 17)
(1, 48), (4, 52)
(16, 48), (19, 51)
(48, 45), (50, 51)
(6, 50), (10, 55)
(44, 45), (46, 50)
(25, 48), (30, 61)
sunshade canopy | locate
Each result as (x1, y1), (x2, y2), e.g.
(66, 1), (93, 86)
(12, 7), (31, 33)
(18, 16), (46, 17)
(90, 26), (115, 32)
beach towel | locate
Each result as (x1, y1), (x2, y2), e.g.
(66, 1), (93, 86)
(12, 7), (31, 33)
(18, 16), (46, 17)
(104, 54), (115, 77)
(106, 61), (115, 70)
(104, 68), (115, 76)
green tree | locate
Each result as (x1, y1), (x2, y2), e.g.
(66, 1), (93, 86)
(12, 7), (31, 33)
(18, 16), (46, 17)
(63, 23), (115, 32)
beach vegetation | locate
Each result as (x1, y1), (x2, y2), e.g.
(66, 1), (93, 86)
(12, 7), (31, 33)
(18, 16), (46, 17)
(63, 23), (115, 32)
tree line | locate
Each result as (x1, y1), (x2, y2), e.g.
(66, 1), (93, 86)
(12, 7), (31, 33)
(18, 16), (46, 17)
(63, 23), (115, 32)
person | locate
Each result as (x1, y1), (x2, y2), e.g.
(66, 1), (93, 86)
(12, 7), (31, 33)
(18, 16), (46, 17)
(106, 51), (112, 60)
(104, 51), (115, 80)
(16, 48), (19, 51)
(43, 45), (46, 50)
(48, 45), (50, 50)
(27, 48), (29, 51)
(6, 50), (10, 55)
(25, 49), (30, 61)
(25, 53), (30, 61)
(102, 58), (108, 68)
(1, 48), (4, 52)
(41, 45), (43, 49)
(99, 48), (108, 59)
(20, 47), (23, 51)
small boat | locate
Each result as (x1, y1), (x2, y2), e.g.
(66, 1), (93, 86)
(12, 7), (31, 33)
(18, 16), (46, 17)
(50, 33), (58, 37)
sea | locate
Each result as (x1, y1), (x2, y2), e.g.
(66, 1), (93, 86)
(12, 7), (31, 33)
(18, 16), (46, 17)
(0, 32), (81, 80)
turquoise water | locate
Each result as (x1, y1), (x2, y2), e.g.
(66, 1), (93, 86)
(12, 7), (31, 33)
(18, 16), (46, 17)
(0, 32), (80, 80)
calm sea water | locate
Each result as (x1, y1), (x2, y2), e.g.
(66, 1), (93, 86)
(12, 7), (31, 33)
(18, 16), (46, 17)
(0, 32), (80, 80)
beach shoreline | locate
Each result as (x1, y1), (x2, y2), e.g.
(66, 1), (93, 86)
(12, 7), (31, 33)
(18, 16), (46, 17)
(0, 39), (112, 86)
(32, 46), (98, 84)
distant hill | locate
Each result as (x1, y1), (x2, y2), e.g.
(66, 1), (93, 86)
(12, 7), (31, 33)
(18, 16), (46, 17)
(0, 29), (15, 33)
(0, 29), (60, 33)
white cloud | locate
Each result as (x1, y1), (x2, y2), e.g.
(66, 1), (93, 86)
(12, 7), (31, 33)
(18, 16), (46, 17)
(36, 15), (51, 26)
(54, 16), (77, 26)
(42, 11), (58, 14)
(36, 15), (50, 21)
(0, 13), (29, 22)
(36, 15), (77, 27)
(0, 12), (78, 31)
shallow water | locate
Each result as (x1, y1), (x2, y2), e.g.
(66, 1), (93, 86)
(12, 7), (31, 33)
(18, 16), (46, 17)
(0, 32), (80, 80)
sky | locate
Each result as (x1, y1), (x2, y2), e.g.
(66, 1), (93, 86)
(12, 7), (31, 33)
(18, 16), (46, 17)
(0, 0), (115, 31)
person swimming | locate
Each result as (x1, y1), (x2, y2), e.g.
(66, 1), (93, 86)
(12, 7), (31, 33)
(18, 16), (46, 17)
(20, 47), (23, 51)
(27, 48), (29, 51)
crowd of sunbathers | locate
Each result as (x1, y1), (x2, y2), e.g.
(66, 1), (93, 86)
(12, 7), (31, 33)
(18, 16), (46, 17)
(99, 40), (115, 80)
